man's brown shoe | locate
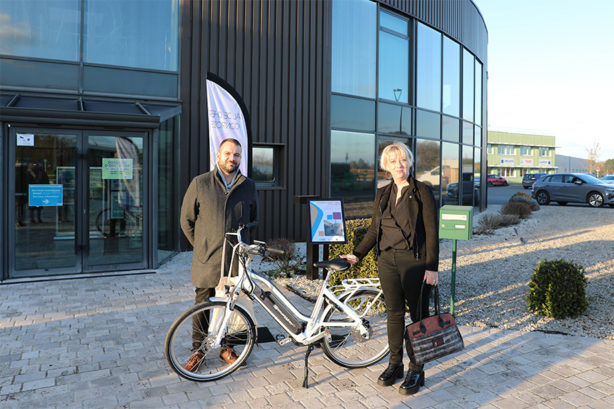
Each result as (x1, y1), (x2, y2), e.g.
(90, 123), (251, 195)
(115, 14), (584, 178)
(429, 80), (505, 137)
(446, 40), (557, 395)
(220, 347), (239, 364)
(184, 351), (204, 371)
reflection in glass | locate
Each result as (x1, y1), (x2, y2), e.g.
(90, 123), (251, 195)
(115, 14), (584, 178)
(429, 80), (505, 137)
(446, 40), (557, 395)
(332, 0), (376, 98)
(377, 137), (412, 186)
(378, 29), (409, 103)
(475, 60), (483, 125)
(443, 36), (460, 116)
(84, 0), (179, 71)
(442, 142), (459, 204)
(331, 130), (375, 218)
(380, 10), (407, 35)
(462, 145), (474, 206)
(0, 0), (80, 61)
(377, 103), (411, 135)
(442, 116), (460, 143)
(331, 94), (375, 132)
(14, 133), (78, 273)
(416, 110), (440, 140)
(252, 147), (274, 182)
(416, 22), (441, 111)
(463, 121), (473, 145)
(158, 115), (181, 263)
(415, 139), (441, 205)
(88, 135), (144, 266)
(475, 126), (482, 148)
(474, 147), (482, 209)
(463, 49), (474, 122)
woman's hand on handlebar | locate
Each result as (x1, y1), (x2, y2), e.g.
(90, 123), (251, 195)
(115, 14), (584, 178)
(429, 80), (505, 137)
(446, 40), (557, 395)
(339, 254), (359, 265)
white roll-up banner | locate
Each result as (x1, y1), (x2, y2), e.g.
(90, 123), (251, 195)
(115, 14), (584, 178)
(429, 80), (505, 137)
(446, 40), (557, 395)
(206, 78), (249, 176)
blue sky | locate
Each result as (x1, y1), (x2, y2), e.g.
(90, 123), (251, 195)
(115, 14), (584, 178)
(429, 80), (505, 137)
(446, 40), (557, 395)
(473, 0), (614, 161)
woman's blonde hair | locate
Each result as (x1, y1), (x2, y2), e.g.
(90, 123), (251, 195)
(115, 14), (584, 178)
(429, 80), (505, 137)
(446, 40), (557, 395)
(380, 142), (414, 173)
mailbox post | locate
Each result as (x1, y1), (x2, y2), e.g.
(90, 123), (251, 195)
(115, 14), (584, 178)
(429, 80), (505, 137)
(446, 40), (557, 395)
(439, 205), (473, 315)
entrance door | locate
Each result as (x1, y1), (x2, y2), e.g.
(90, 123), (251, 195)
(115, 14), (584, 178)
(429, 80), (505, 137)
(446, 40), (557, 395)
(85, 133), (146, 271)
(9, 128), (147, 278)
(12, 130), (80, 276)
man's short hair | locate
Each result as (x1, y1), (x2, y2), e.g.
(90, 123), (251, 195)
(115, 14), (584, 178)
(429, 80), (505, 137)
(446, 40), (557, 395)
(219, 138), (242, 149)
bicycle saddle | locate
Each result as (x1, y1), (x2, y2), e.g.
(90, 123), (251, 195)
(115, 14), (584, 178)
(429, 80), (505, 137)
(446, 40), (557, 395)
(313, 258), (350, 272)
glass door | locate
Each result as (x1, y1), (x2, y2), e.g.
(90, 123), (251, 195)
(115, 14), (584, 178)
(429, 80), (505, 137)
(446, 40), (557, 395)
(11, 129), (80, 276)
(85, 134), (146, 270)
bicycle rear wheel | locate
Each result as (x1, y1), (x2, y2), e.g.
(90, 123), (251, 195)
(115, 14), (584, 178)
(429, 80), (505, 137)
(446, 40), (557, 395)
(165, 301), (255, 381)
(321, 289), (389, 368)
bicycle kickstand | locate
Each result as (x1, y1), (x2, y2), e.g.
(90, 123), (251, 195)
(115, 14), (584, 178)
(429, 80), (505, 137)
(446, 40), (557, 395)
(302, 344), (315, 388)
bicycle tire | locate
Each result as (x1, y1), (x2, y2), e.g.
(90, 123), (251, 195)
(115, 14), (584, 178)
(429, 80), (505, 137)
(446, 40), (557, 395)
(165, 301), (256, 381)
(95, 209), (111, 237)
(320, 289), (389, 368)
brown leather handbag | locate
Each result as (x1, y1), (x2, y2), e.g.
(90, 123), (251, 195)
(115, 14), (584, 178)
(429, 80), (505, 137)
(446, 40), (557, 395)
(406, 283), (464, 365)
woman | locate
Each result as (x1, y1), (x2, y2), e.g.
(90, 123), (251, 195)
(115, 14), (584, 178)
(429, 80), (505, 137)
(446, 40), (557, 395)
(341, 142), (439, 395)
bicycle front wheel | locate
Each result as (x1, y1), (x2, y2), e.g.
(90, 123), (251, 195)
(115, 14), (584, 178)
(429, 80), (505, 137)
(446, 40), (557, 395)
(165, 301), (256, 381)
(321, 289), (389, 368)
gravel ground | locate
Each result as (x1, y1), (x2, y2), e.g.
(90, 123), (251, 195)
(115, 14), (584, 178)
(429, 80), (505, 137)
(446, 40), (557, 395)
(266, 205), (614, 340)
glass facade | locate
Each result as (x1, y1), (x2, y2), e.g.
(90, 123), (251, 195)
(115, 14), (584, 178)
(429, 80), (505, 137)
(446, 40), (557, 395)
(416, 23), (441, 111)
(158, 116), (181, 264)
(0, 0), (81, 61)
(331, 0), (376, 98)
(330, 1), (485, 212)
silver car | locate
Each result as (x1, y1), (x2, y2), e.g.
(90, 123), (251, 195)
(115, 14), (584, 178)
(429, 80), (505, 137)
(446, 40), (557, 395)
(532, 173), (614, 207)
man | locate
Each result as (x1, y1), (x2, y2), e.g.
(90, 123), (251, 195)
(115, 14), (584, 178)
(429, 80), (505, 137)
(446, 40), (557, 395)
(180, 138), (258, 371)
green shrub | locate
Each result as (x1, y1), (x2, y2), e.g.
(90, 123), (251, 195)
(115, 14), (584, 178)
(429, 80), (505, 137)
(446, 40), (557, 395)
(500, 201), (532, 219)
(509, 193), (540, 211)
(328, 218), (378, 286)
(527, 259), (588, 319)
(510, 191), (532, 200)
(474, 213), (520, 234)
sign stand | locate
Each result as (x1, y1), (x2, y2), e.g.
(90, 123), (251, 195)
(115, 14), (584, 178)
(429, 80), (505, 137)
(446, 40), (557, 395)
(439, 205), (473, 315)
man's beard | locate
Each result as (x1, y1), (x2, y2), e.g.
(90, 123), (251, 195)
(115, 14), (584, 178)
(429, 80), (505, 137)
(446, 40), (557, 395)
(219, 161), (238, 174)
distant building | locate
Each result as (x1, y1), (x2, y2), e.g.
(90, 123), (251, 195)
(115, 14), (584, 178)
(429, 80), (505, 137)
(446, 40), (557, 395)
(487, 131), (556, 183)
(555, 154), (589, 173)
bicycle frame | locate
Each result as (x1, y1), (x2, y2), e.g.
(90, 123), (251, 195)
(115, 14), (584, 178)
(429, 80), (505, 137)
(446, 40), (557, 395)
(210, 228), (383, 349)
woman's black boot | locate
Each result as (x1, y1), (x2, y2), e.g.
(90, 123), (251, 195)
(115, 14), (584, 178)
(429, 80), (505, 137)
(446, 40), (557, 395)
(377, 363), (404, 386)
(399, 369), (424, 395)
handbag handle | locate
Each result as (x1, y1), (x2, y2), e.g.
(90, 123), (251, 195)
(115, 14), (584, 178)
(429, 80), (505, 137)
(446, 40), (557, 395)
(415, 281), (445, 334)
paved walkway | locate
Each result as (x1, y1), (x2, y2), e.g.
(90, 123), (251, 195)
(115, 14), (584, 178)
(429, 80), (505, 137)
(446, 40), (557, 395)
(1, 251), (613, 409)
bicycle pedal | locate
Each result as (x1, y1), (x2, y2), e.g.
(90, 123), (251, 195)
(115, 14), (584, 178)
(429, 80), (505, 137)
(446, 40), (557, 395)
(275, 334), (291, 346)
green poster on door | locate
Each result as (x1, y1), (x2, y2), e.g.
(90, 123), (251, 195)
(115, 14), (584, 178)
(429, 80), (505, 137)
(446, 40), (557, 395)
(102, 158), (133, 180)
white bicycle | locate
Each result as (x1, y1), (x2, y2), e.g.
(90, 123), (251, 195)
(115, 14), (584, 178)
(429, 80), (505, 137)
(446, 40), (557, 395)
(164, 223), (388, 386)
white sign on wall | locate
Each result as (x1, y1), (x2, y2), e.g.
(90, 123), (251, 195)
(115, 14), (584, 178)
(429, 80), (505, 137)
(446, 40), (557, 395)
(500, 158), (515, 166)
(520, 158), (533, 166)
(539, 159), (552, 167)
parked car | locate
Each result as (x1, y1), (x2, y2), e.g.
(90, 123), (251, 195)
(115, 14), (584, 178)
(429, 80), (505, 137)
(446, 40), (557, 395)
(487, 174), (508, 186)
(531, 173), (614, 207)
(522, 173), (546, 189)
(601, 174), (614, 182)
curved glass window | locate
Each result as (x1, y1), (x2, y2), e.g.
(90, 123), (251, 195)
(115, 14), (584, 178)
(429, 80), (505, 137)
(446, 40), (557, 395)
(462, 49), (474, 122)
(462, 121), (473, 145)
(378, 11), (409, 103)
(416, 109), (440, 140)
(442, 36), (460, 117)
(84, 0), (179, 71)
(442, 115), (459, 143)
(332, 0), (376, 98)
(416, 23), (441, 111)
(442, 142), (459, 204)
(415, 139), (441, 204)
(331, 130), (375, 200)
(331, 95), (375, 132)
(0, 0), (80, 61)
(377, 103), (411, 135)
(475, 60), (483, 126)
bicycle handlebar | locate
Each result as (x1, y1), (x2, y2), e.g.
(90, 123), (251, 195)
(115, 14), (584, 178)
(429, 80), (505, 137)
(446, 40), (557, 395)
(236, 223), (286, 257)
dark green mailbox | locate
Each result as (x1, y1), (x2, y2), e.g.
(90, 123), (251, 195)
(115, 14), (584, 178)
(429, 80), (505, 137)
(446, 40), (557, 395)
(439, 205), (473, 241)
